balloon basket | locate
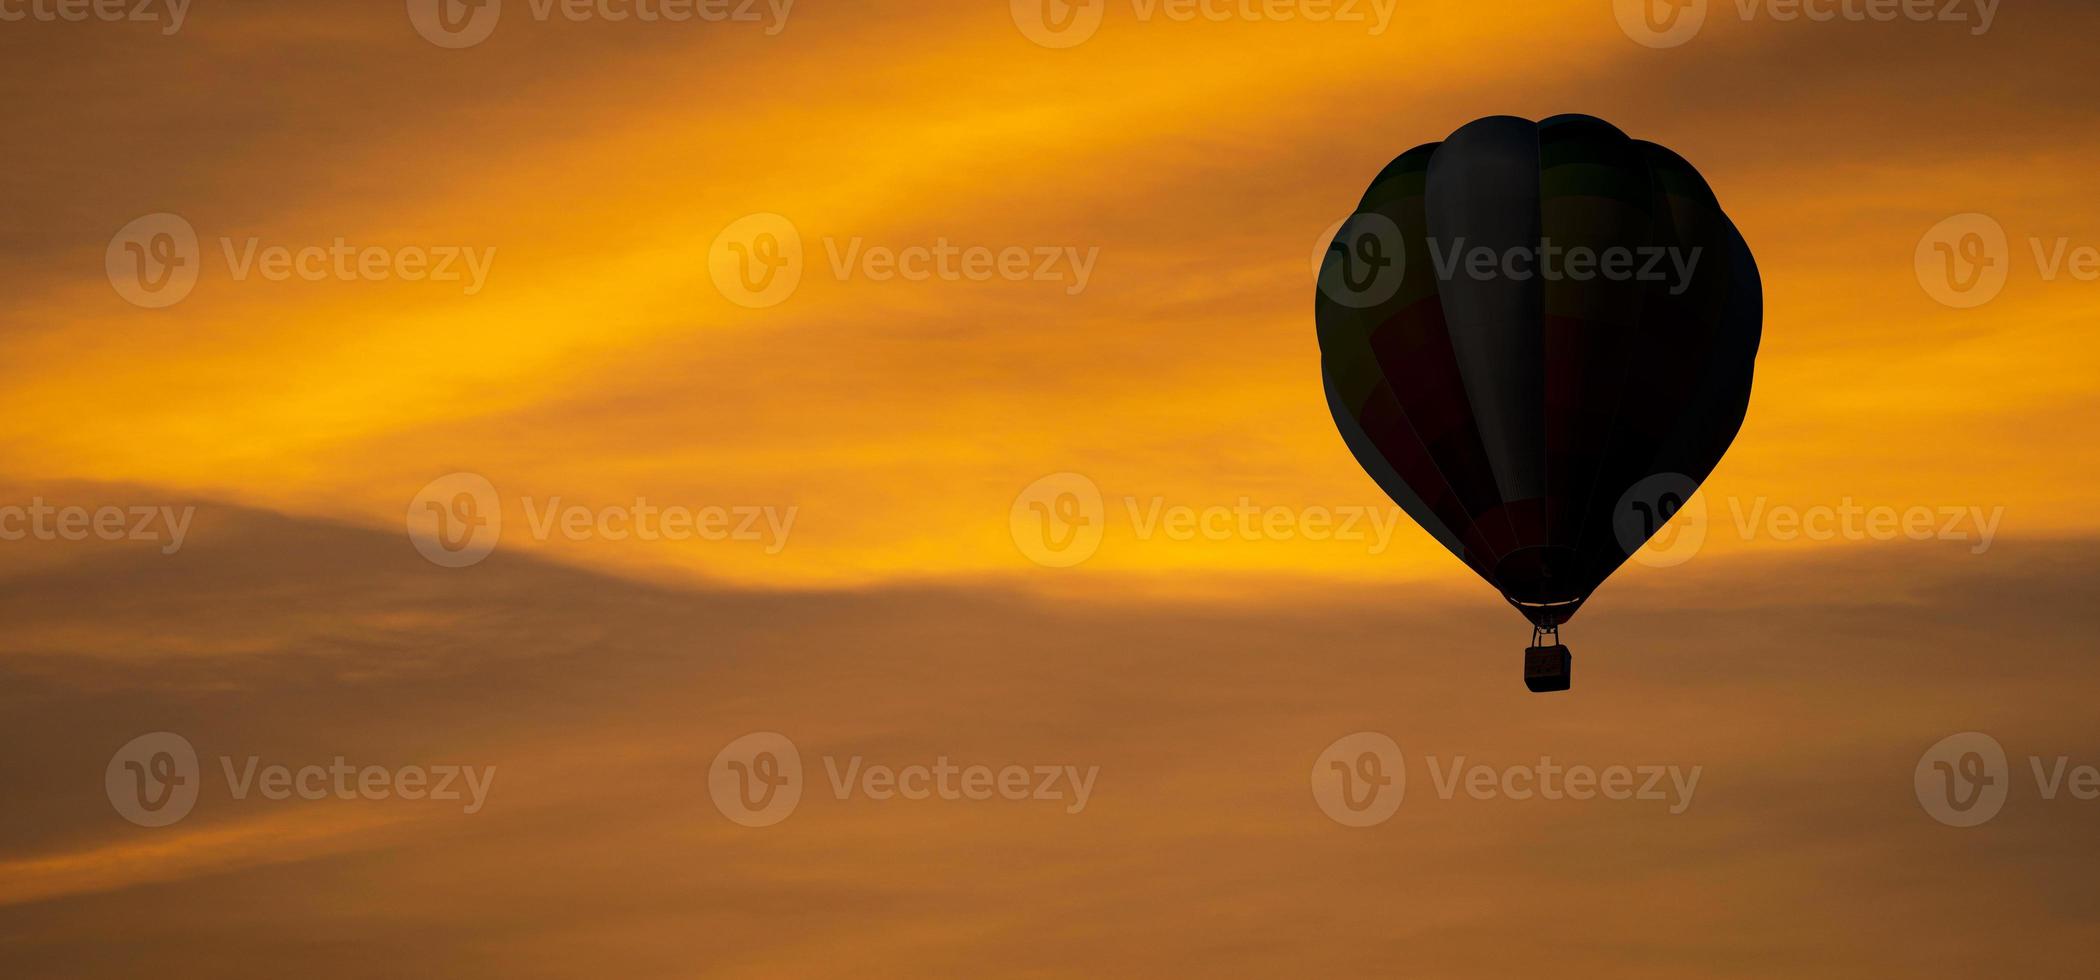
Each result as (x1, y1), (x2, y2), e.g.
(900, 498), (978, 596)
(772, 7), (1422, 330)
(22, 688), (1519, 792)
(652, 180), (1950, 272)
(1525, 628), (1572, 693)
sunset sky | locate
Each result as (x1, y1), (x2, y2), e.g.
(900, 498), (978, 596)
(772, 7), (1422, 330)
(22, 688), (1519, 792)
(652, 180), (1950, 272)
(4, 0), (2099, 975)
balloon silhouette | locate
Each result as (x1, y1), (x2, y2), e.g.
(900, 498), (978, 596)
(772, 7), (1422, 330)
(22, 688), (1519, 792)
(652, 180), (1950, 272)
(1315, 114), (1761, 691)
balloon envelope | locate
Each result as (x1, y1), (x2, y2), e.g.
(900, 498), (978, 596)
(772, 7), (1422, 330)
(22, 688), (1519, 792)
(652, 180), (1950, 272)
(1315, 114), (1761, 627)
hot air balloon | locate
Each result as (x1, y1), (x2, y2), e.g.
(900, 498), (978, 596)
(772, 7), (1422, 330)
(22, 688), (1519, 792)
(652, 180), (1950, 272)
(1315, 114), (1761, 693)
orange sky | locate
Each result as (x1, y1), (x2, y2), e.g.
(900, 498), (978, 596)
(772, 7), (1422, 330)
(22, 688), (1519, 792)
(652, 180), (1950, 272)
(5, 0), (2096, 590)
(4, 0), (2100, 975)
